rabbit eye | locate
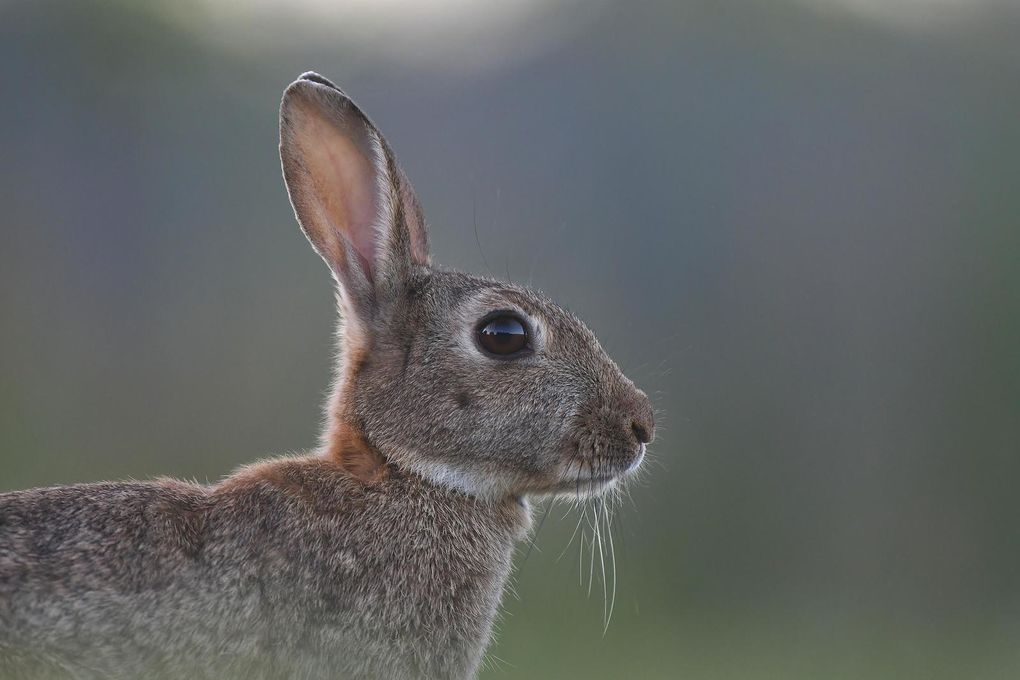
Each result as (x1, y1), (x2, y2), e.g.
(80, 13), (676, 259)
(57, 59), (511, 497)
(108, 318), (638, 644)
(476, 314), (528, 357)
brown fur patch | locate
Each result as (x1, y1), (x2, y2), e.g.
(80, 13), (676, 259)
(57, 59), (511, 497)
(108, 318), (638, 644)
(321, 334), (390, 485)
(329, 421), (389, 484)
(253, 463), (320, 506)
(216, 457), (354, 517)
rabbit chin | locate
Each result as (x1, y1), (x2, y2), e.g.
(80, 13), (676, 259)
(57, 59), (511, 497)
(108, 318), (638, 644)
(401, 444), (645, 501)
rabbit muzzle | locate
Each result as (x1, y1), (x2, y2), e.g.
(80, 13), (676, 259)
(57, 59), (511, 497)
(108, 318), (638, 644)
(556, 381), (654, 494)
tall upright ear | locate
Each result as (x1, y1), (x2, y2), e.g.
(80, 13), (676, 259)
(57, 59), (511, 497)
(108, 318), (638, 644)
(279, 72), (429, 322)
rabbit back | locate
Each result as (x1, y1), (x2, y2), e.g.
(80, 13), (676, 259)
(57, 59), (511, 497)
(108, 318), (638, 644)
(0, 457), (527, 679)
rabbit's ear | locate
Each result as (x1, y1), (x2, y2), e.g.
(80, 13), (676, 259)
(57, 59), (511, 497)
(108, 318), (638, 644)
(279, 73), (429, 321)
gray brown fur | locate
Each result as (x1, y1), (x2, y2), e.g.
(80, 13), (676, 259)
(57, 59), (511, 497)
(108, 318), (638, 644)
(0, 72), (654, 679)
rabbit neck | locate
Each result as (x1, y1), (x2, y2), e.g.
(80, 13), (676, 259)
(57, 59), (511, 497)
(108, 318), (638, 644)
(222, 453), (532, 677)
(322, 331), (392, 484)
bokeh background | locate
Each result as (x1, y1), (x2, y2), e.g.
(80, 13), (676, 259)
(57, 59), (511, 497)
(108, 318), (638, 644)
(3, 0), (1020, 677)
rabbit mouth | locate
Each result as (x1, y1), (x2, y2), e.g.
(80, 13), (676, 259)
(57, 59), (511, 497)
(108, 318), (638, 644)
(542, 443), (645, 496)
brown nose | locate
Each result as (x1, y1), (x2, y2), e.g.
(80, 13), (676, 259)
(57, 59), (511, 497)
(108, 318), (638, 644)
(621, 387), (655, 445)
(632, 419), (652, 445)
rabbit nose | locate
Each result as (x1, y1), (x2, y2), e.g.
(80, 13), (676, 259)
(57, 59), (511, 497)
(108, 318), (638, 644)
(621, 387), (655, 445)
(632, 420), (652, 445)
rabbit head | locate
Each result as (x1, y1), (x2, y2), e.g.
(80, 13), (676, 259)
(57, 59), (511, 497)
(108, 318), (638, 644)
(280, 73), (654, 500)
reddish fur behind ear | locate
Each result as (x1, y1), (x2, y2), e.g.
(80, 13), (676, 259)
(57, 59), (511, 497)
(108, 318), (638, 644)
(323, 340), (389, 485)
(330, 421), (388, 484)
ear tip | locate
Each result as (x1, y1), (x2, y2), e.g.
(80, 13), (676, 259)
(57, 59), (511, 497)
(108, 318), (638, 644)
(284, 72), (347, 99)
(297, 71), (343, 91)
(282, 72), (355, 116)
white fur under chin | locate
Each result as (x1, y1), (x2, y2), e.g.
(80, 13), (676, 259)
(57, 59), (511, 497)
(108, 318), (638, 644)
(405, 458), (515, 501)
(402, 444), (645, 502)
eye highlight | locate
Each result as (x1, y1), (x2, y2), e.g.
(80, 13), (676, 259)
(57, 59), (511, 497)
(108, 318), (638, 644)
(476, 314), (529, 357)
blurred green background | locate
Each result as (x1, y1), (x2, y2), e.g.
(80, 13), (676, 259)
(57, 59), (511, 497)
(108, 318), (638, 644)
(2, 0), (1020, 677)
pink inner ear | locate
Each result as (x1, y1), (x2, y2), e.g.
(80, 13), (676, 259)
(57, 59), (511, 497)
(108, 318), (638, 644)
(298, 102), (381, 279)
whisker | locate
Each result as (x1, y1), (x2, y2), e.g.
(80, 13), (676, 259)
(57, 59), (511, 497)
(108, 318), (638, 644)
(577, 458), (589, 588)
(471, 190), (494, 278)
(586, 499), (597, 597)
(486, 652), (516, 672)
(578, 516), (586, 588)
(603, 503), (618, 635)
(594, 498), (608, 625)
(548, 448), (639, 634)
(557, 504), (587, 563)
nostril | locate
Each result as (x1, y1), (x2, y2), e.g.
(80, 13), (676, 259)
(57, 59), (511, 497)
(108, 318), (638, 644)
(631, 421), (651, 445)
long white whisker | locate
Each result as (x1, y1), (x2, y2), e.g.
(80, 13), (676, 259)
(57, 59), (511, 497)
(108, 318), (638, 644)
(595, 499), (607, 626)
(587, 500), (596, 597)
(604, 504), (618, 635)
(578, 494), (592, 589)
(578, 518), (586, 588)
(557, 506), (587, 563)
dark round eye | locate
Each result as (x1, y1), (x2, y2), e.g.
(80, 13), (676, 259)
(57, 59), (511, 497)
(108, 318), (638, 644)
(476, 315), (528, 356)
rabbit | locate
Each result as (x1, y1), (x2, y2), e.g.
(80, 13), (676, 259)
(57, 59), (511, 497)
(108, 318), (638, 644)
(0, 72), (655, 680)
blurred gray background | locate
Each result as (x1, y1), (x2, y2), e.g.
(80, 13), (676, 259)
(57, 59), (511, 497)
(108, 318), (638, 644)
(2, 0), (1019, 677)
